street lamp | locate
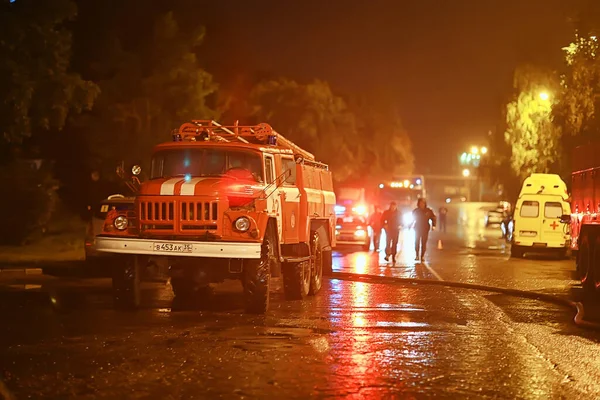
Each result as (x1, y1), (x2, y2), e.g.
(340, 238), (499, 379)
(539, 91), (550, 101)
(462, 168), (470, 177)
(481, 146), (488, 155)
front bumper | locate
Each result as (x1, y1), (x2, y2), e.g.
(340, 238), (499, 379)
(513, 240), (569, 249)
(95, 236), (261, 259)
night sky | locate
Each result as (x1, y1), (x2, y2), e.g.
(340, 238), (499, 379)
(195, 0), (572, 174)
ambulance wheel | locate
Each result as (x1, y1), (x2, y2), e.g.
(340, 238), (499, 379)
(171, 278), (212, 310)
(112, 255), (141, 309)
(510, 244), (523, 259)
(309, 232), (323, 296)
(322, 250), (333, 276)
(243, 237), (272, 314)
(283, 259), (311, 300)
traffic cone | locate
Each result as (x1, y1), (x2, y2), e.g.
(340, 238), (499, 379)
(437, 239), (443, 250)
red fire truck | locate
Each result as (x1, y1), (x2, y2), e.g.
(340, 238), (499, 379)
(568, 142), (600, 291)
(95, 120), (336, 313)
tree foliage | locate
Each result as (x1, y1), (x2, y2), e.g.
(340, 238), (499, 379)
(79, 11), (218, 170)
(246, 78), (413, 183)
(504, 65), (562, 180)
(0, 0), (99, 143)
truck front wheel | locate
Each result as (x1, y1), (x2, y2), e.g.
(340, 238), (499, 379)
(112, 255), (141, 309)
(243, 237), (273, 314)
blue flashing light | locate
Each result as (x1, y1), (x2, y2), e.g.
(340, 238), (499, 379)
(172, 133), (182, 142)
(184, 174), (192, 182)
(267, 135), (277, 145)
(335, 205), (346, 215)
(416, 179), (422, 185)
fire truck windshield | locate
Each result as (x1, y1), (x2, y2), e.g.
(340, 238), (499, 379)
(150, 148), (264, 182)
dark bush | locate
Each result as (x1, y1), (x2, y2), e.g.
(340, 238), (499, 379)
(0, 160), (59, 245)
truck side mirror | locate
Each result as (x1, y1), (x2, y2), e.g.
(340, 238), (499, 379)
(560, 214), (571, 224)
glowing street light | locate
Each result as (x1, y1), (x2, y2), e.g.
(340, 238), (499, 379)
(462, 168), (471, 177)
(470, 146), (479, 155)
(539, 91), (550, 101)
(481, 146), (488, 155)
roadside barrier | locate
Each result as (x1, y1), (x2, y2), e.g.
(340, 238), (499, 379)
(329, 271), (600, 331)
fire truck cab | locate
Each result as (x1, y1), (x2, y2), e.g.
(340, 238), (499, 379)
(95, 120), (336, 313)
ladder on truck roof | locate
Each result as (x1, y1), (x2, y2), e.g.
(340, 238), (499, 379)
(174, 120), (316, 162)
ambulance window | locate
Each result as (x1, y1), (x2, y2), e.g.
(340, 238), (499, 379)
(282, 158), (296, 185)
(520, 201), (539, 218)
(544, 202), (563, 218)
(265, 157), (274, 184)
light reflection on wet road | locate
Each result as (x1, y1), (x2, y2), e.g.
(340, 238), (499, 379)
(1, 203), (599, 398)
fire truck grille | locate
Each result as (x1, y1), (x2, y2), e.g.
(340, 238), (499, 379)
(180, 201), (218, 230)
(140, 201), (175, 222)
(139, 200), (218, 233)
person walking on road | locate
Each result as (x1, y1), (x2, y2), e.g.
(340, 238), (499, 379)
(438, 206), (448, 233)
(381, 202), (402, 263)
(369, 205), (383, 252)
(413, 199), (437, 262)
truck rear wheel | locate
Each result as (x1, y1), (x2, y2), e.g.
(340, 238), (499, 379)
(243, 236), (272, 314)
(309, 232), (323, 296)
(112, 255), (141, 309)
(283, 259), (311, 300)
(322, 250), (333, 276)
(580, 235), (594, 293)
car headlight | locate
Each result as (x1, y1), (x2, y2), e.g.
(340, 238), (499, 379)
(234, 216), (251, 232)
(402, 212), (414, 225)
(354, 229), (366, 238)
(114, 215), (129, 231)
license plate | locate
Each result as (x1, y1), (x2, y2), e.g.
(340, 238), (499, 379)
(153, 242), (193, 253)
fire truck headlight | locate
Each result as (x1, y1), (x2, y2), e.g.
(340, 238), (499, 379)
(234, 216), (251, 232)
(402, 213), (414, 226)
(354, 229), (366, 238)
(114, 216), (129, 231)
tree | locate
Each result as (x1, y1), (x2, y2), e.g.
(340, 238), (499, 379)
(78, 11), (218, 171)
(504, 65), (562, 180)
(248, 78), (361, 182)
(244, 78), (414, 183)
(0, 0), (99, 144)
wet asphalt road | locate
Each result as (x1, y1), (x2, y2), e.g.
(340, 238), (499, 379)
(2, 212), (600, 398)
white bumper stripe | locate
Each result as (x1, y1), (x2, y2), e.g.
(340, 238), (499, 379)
(180, 177), (206, 196)
(160, 178), (184, 195)
(95, 237), (261, 259)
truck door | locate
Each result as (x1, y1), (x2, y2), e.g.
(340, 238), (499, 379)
(264, 154), (283, 240)
(542, 200), (567, 245)
(517, 199), (541, 241)
(279, 157), (300, 243)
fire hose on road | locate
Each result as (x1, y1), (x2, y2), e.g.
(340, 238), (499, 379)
(329, 271), (600, 331)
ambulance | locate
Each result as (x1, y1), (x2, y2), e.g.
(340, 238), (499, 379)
(511, 173), (571, 258)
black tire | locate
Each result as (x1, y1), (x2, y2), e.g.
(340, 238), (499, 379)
(112, 255), (141, 309)
(283, 259), (311, 300)
(510, 244), (523, 259)
(171, 278), (212, 310)
(580, 235), (593, 292)
(322, 250), (333, 277)
(243, 237), (272, 314)
(309, 232), (323, 296)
